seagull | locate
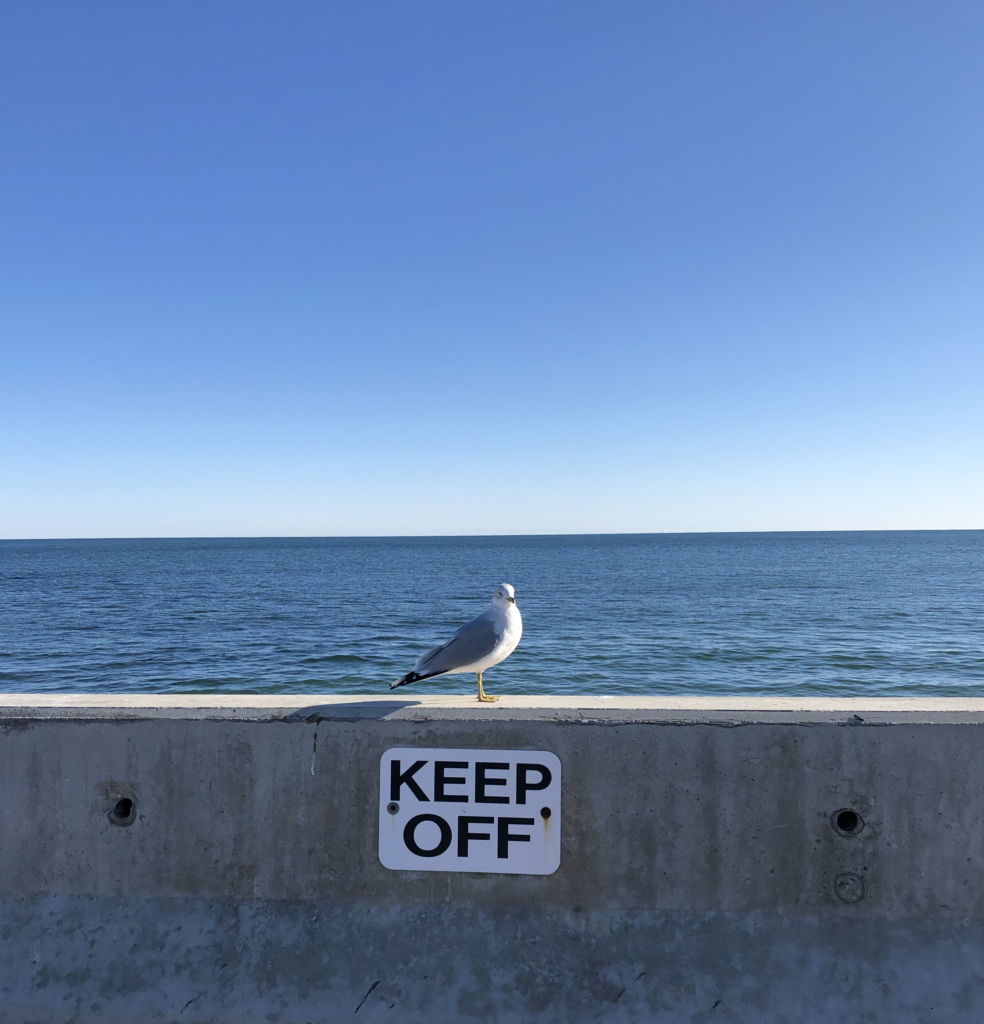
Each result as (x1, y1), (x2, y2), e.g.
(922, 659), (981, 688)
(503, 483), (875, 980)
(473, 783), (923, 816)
(390, 583), (522, 703)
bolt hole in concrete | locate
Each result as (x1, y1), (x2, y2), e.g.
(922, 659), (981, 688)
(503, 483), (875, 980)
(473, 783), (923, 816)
(108, 797), (136, 827)
(832, 808), (864, 836)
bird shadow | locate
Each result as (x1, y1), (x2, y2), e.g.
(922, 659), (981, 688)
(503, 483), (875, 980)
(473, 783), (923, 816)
(283, 699), (421, 723)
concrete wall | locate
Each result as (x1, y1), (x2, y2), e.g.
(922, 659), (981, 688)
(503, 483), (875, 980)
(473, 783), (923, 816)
(2, 694), (984, 1023)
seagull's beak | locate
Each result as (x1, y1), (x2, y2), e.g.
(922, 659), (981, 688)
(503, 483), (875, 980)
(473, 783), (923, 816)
(508, 596), (516, 603)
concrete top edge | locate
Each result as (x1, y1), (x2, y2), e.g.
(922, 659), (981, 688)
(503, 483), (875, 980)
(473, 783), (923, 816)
(2, 693), (984, 725)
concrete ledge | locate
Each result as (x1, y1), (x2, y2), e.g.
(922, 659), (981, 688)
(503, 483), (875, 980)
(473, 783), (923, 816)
(2, 694), (984, 1021)
(4, 692), (984, 722)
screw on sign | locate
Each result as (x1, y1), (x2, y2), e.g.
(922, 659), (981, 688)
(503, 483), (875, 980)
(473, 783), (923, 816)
(378, 748), (561, 875)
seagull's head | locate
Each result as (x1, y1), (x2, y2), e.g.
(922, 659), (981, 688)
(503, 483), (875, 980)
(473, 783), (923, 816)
(493, 583), (517, 607)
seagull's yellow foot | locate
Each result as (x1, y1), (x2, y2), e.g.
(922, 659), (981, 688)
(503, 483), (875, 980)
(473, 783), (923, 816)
(476, 672), (499, 703)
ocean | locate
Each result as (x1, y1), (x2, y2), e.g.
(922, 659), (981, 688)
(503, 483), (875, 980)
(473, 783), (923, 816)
(0, 532), (982, 697)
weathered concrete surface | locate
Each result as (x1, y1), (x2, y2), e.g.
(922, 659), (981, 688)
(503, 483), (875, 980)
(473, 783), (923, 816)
(2, 695), (984, 1022)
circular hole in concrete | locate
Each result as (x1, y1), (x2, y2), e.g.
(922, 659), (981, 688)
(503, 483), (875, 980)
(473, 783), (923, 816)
(108, 797), (136, 827)
(832, 808), (864, 836)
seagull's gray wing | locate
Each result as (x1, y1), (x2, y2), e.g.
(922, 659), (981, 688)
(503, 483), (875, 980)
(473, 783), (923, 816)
(413, 609), (501, 676)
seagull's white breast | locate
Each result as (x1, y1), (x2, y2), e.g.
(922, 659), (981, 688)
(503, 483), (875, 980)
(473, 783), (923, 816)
(496, 603), (522, 659)
(486, 603), (522, 669)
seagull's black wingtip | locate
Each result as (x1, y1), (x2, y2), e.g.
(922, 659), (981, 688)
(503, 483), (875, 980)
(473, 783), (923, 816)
(391, 669), (446, 690)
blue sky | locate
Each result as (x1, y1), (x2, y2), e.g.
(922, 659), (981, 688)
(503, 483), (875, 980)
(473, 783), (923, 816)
(2, 2), (982, 538)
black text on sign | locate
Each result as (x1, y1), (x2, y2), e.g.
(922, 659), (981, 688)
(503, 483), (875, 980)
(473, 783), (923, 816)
(378, 748), (561, 874)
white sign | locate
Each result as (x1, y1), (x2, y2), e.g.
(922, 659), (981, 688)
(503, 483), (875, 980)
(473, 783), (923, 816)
(378, 747), (561, 875)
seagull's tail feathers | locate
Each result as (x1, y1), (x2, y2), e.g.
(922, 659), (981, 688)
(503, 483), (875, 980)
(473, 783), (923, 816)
(390, 669), (443, 690)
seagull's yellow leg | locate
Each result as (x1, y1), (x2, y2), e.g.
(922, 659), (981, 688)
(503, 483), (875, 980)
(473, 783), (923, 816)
(476, 671), (499, 703)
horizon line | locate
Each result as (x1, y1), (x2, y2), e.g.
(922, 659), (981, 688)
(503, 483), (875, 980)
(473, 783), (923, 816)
(2, 527), (982, 543)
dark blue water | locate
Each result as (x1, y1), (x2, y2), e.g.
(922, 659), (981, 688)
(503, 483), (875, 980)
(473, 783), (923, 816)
(0, 532), (982, 696)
